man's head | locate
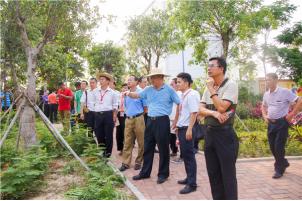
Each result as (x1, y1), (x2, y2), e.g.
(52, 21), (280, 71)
(110, 80), (116, 90)
(75, 81), (81, 90)
(121, 83), (128, 92)
(176, 72), (193, 92)
(81, 80), (88, 90)
(170, 78), (178, 91)
(99, 76), (111, 87)
(58, 82), (66, 90)
(208, 57), (227, 78)
(128, 75), (139, 88)
(138, 76), (148, 89)
(150, 75), (164, 88)
(266, 73), (278, 90)
(89, 78), (97, 90)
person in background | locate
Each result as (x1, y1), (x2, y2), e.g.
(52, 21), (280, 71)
(80, 78), (98, 138)
(48, 90), (58, 123)
(116, 83), (129, 155)
(119, 75), (147, 172)
(175, 72), (200, 194)
(169, 78), (179, 157)
(199, 57), (239, 200)
(57, 82), (73, 135)
(0, 86), (13, 111)
(291, 84), (297, 95)
(93, 72), (118, 158)
(74, 80), (88, 123)
(137, 76), (148, 90)
(42, 90), (50, 118)
(125, 68), (180, 185)
(262, 73), (301, 179)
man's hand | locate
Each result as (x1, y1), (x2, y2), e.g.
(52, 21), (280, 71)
(123, 91), (130, 96)
(212, 111), (229, 124)
(80, 113), (84, 120)
(206, 77), (215, 90)
(185, 128), (193, 141)
(262, 114), (269, 124)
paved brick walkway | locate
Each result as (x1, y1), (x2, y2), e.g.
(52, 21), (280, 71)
(110, 137), (302, 200)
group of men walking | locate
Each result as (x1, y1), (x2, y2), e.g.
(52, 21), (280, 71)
(48, 56), (301, 199)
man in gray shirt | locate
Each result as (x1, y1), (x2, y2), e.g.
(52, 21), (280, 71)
(262, 73), (301, 179)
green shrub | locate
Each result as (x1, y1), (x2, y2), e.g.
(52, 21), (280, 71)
(0, 146), (50, 199)
(65, 145), (127, 200)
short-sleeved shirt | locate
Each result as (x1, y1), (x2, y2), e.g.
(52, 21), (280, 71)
(262, 87), (298, 119)
(125, 88), (147, 117)
(177, 89), (200, 127)
(138, 84), (180, 117)
(57, 88), (73, 111)
(1, 91), (12, 107)
(80, 88), (97, 112)
(201, 78), (238, 126)
(92, 87), (118, 112)
(74, 90), (83, 113)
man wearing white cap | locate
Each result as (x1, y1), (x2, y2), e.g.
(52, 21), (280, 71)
(124, 68), (180, 184)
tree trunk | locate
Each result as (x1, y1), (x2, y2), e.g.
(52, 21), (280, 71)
(19, 49), (37, 149)
(155, 54), (160, 68)
(221, 33), (229, 59)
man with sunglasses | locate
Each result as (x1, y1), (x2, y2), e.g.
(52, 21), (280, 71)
(199, 57), (239, 200)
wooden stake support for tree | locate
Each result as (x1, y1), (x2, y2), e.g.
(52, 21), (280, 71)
(0, 93), (91, 172)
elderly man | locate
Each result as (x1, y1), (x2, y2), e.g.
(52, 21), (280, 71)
(124, 68), (180, 184)
(262, 73), (302, 179)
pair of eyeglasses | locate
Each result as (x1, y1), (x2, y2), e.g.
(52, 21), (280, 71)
(208, 64), (221, 68)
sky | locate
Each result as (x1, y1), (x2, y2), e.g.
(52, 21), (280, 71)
(90, 0), (302, 77)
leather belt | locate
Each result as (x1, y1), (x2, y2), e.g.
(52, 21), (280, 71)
(126, 113), (143, 119)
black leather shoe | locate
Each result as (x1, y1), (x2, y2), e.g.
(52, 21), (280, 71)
(179, 185), (197, 194)
(272, 172), (283, 179)
(177, 179), (188, 185)
(157, 177), (168, 184)
(119, 164), (129, 172)
(133, 174), (150, 180)
(134, 164), (141, 170)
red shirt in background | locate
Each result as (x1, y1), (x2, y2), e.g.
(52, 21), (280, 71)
(48, 93), (57, 104)
(57, 88), (73, 111)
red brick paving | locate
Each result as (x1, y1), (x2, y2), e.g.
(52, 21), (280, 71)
(111, 136), (302, 200)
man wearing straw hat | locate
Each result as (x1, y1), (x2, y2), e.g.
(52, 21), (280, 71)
(92, 72), (118, 158)
(124, 68), (180, 184)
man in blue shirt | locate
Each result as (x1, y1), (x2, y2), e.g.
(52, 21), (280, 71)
(124, 68), (180, 184)
(0, 86), (13, 111)
(119, 75), (147, 172)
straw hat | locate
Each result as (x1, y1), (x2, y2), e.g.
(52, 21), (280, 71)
(146, 68), (170, 77)
(96, 71), (113, 81)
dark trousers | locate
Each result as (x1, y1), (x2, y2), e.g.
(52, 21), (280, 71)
(116, 112), (126, 151)
(268, 119), (289, 173)
(139, 115), (170, 179)
(94, 111), (114, 156)
(178, 127), (197, 187)
(204, 125), (239, 200)
(43, 103), (50, 118)
(84, 111), (95, 135)
(170, 133), (178, 154)
(49, 104), (58, 123)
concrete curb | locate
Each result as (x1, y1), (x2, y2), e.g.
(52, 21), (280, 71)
(198, 150), (302, 163)
(108, 161), (146, 200)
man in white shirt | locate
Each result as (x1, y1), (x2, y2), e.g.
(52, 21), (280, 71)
(80, 77), (97, 137)
(93, 72), (118, 158)
(175, 72), (200, 194)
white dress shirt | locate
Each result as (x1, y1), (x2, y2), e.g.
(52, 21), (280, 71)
(177, 89), (200, 127)
(92, 87), (118, 112)
(80, 88), (97, 112)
